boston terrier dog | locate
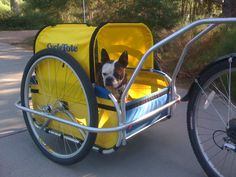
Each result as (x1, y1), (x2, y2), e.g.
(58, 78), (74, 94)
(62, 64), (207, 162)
(96, 49), (128, 101)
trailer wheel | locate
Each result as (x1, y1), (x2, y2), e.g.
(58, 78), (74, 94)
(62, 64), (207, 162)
(21, 48), (98, 165)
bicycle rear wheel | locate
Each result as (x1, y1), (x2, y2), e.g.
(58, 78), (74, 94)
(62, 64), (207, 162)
(21, 49), (98, 165)
(187, 56), (236, 177)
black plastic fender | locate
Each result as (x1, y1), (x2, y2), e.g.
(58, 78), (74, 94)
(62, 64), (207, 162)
(181, 53), (236, 102)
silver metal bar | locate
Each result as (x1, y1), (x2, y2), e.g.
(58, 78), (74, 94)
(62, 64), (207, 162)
(108, 93), (122, 122)
(120, 18), (236, 122)
(150, 69), (172, 83)
(170, 24), (217, 99)
(64, 109), (86, 139)
(108, 93), (124, 147)
(15, 95), (180, 133)
(46, 128), (81, 144)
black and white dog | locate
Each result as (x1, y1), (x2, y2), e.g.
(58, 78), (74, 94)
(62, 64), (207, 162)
(96, 49), (128, 101)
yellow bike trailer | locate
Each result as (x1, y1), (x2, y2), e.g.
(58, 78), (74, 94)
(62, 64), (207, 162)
(17, 23), (171, 164)
(15, 18), (236, 177)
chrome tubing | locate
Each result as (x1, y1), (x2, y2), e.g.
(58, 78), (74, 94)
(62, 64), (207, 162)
(108, 93), (124, 147)
(120, 18), (236, 121)
(170, 24), (217, 99)
(15, 95), (180, 133)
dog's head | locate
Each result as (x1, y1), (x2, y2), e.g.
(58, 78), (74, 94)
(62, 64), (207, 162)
(99, 49), (128, 89)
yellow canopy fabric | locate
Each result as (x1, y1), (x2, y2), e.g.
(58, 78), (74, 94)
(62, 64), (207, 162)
(35, 24), (96, 77)
(35, 23), (154, 80)
(94, 23), (154, 70)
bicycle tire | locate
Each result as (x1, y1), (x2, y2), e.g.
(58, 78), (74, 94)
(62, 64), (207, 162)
(187, 57), (236, 177)
(21, 48), (98, 165)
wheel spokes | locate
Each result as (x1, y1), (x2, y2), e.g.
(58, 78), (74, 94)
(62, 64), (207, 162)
(194, 64), (236, 177)
(27, 57), (90, 158)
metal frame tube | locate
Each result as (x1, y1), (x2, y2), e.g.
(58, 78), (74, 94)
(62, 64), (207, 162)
(15, 95), (180, 133)
(171, 24), (216, 84)
(171, 24), (217, 99)
(120, 18), (236, 122)
(108, 93), (123, 146)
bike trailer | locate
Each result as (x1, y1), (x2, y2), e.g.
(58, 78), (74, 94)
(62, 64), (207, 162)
(31, 23), (171, 151)
(16, 18), (236, 175)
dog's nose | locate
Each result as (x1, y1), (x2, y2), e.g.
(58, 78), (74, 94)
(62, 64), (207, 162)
(105, 77), (113, 86)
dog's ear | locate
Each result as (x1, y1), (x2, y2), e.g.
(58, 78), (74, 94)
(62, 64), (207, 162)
(101, 49), (110, 63)
(118, 51), (128, 68)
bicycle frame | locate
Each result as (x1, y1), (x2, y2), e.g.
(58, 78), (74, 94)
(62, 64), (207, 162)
(15, 18), (236, 146)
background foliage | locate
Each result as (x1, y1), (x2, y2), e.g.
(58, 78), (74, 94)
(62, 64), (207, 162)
(1, 0), (231, 30)
(1, 0), (236, 82)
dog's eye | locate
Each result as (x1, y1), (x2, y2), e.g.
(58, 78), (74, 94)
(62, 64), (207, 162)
(102, 73), (107, 76)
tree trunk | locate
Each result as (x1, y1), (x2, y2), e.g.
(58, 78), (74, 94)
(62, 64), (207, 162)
(207, 0), (212, 14)
(231, 0), (236, 16)
(181, 0), (186, 17)
(223, 0), (236, 17)
(192, 0), (197, 21)
(10, 0), (19, 13)
(188, 1), (192, 21)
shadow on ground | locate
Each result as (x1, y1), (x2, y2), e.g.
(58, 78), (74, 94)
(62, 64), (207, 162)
(0, 43), (32, 137)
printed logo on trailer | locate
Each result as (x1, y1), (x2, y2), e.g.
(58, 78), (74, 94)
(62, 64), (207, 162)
(47, 43), (78, 52)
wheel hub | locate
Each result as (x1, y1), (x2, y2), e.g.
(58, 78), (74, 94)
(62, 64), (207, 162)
(227, 119), (236, 144)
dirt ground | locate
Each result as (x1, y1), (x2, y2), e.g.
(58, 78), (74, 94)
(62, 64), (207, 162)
(0, 30), (38, 50)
